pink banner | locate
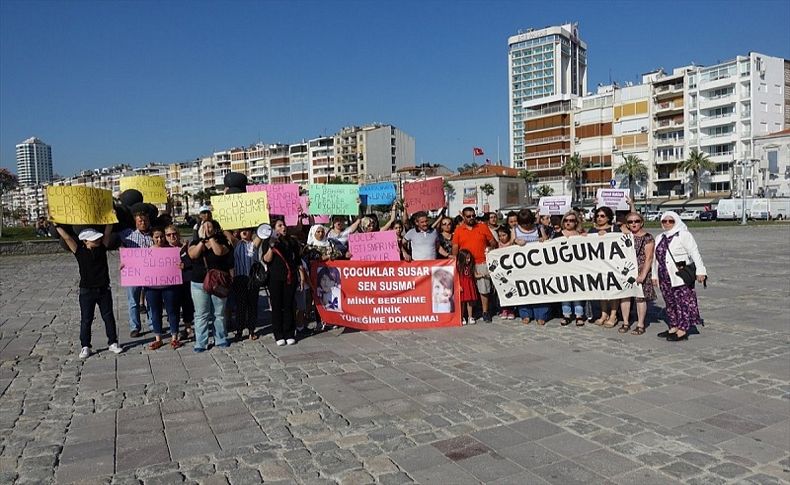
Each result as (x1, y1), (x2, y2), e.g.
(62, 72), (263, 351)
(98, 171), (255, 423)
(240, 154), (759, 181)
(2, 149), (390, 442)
(403, 178), (444, 213)
(248, 184), (300, 225)
(348, 230), (400, 261)
(299, 195), (330, 224)
(120, 248), (183, 287)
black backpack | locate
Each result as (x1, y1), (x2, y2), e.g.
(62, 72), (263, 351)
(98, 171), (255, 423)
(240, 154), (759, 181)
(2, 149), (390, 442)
(248, 245), (269, 290)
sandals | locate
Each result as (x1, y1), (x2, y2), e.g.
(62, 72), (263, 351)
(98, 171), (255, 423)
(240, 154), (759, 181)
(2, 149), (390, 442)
(594, 317), (606, 326)
(603, 314), (619, 328)
(537, 320), (546, 326)
(631, 326), (646, 336)
(575, 318), (586, 327)
(149, 340), (164, 351)
(560, 317), (572, 327)
(170, 339), (183, 349)
(522, 318), (531, 325)
(618, 323), (631, 334)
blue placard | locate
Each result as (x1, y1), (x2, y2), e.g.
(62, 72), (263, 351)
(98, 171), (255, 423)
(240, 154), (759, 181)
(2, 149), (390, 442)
(359, 182), (397, 206)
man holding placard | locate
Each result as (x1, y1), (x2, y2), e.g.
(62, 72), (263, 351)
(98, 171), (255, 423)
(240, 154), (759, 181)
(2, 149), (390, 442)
(120, 210), (154, 338)
(52, 222), (123, 359)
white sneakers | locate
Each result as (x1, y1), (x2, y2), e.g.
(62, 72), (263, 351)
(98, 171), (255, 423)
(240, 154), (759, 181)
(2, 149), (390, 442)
(80, 344), (123, 359)
(468, 317), (476, 325)
(79, 347), (91, 359)
(276, 339), (286, 346)
(286, 338), (296, 345)
(108, 343), (123, 354)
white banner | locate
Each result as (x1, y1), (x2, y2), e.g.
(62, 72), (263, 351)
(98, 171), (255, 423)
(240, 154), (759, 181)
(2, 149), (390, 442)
(486, 233), (639, 305)
(538, 196), (572, 215)
(596, 189), (630, 211)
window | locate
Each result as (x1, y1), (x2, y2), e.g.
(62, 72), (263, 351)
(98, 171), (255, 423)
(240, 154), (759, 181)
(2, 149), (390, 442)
(768, 151), (778, 174)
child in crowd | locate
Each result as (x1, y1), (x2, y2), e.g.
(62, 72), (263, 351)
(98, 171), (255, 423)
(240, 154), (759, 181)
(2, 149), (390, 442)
(144, 227), (182, 350)
(317, 266), (342, 312)
(495, 226), (516, 320)
(52, 223), (123, 359)
(456, 249), (479, 325)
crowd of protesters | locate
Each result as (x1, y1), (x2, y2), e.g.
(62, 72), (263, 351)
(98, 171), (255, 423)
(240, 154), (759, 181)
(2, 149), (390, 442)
(56, 193), (707, 359)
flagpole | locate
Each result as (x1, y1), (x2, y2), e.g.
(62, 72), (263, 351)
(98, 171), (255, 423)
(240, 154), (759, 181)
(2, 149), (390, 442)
(497, 136), (500, 166)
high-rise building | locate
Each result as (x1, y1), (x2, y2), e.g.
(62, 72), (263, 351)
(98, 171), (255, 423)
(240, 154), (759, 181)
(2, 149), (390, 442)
(308, 136), (335, 184)
(334, 124), (415, 183)
(16, 137), (53, 186)
(508, 23), (587, 169)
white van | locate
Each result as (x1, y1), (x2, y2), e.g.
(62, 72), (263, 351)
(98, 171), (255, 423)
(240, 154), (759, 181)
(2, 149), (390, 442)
(750, 198), (790, 220)
(716, 199), (754, 220)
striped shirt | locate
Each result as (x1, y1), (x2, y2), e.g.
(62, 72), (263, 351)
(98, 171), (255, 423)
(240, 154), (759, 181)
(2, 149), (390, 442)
(234, 240), (256, 277)
(514, 226), (540, 244)
(120, 228), (153, 248)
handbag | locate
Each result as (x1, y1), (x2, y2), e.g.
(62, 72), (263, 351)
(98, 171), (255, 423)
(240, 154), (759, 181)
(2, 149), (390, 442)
(248, 245), (269, 290)
(202, 255), (232, 297)
(668, 248), (704, 289)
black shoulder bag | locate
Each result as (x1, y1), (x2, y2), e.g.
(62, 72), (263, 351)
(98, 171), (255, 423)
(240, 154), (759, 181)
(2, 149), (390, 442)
(248, 244), (269, 290)
(668, 247), (705, 289)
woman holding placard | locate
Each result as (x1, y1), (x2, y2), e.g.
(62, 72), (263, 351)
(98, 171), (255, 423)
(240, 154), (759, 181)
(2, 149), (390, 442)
(592, 206), (621, 328)
(188, 220), (234, 352)
(552, 210), (587, 327)
(165, 224), (194, 340)
(144, 227), (183, 350)
(263, 218), (308, 346)
(232, 228), (263, 341)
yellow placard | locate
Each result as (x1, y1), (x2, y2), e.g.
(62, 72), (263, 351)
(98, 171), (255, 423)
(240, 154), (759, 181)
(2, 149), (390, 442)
(119, 175), (167, 203)
(46, 186), (118, 225)
(211, 192), (270, 230)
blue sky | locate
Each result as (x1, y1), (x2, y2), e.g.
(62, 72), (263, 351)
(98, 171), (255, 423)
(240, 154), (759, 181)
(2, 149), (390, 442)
(1, 0), (788, 176)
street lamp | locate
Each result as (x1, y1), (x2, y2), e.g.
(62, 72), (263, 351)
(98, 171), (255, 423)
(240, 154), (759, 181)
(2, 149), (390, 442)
(736, 158), (759, 226)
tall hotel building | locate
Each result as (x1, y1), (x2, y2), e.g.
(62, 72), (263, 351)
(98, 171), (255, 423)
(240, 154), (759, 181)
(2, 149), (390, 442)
(16, 137), (53, 186)
(508, 23), (587, 189)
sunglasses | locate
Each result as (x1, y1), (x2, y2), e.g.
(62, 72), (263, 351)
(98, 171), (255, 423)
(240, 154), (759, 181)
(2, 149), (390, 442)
(661, 219), (675, 224)
(626, 219), (642, 224)
(441, 222), (451, 225)
(596, 214), (608, 218)
(563, 219), (577, 223)
(165, 233), (178, 237)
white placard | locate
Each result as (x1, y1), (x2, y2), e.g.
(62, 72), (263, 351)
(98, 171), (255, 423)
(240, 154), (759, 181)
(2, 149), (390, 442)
(538, 196), (573, 215)
(596, 189), (630, 211)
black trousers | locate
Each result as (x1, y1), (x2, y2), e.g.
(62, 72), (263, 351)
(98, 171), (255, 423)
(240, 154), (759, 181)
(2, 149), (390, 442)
(232, 276), (259, 333)
(178, 279), (194, 326)
(268, 280), (296, 340)
(79, 286), (118, 348)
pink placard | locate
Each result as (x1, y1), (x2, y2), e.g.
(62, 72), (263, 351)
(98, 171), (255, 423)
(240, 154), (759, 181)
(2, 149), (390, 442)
(403, 178), (444, 212)
(348, 231), (400, 261)
(299, 195), (330, 224)
(120, 247), (183, 287)
(248, 184), (300, 225)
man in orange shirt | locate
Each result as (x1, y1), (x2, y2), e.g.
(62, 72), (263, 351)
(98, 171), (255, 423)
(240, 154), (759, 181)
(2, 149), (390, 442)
(452, 207), (498, 322)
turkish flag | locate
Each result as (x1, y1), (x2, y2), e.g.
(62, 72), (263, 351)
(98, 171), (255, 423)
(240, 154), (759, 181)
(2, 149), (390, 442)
(473, 147), (484, 156)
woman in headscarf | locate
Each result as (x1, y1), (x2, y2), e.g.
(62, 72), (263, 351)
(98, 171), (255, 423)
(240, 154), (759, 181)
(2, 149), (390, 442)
(652, 211), (707, 341)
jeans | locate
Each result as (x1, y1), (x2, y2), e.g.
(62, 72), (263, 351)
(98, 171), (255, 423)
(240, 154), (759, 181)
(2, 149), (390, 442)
(145, 287), (180, 337)
(79, 287), (118, 348)
(518, 304), (551, 321)
(126, 286), (143, 332)
(561, 301), (585, 318)
(268, 279), (296, 341)
(190, 282), (228, 349)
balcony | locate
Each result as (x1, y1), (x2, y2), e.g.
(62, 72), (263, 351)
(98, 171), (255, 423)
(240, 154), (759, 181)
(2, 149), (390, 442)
(655, 171), (683, 181)
(705, 150), (735, 161)
(654, 119), (684, 132)
(699, 113), (736, 129)
(655, 100), (684, 115)
(698, 74), (735, 90)
(527, 161), (564, 171)
(653, 84), (684, 100)
(699, 131), (737, 145)
(524, 134), (570, 146)
(655, 157), (683, 165)
(699, 93), (735, 110)
(654, 138), (684, 148)
(524, 148), (570, 159)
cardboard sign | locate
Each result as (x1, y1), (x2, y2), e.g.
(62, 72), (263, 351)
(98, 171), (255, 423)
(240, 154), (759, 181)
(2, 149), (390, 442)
(403, 178), (444, 212)
(299, 196), (330, 224)
(348, 230), (400, 261)
(46, 186), (118, 225)
(211, 192), (269, 230)
(308, 184), (358, 215)
(119, 176), (168, 204)
(119, 247), (182, 287)
(538, 196), (573, 215)
(248, 183), (300, 225)
(359, 182), (397, 206)
(310, 260), (461, 330)
(487, 233), (639, 306)
(596, 189), (630, 211)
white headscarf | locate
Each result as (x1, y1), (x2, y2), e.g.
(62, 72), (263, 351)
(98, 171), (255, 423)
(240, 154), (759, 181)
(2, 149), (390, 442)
(660, 211), (688, 237)
(307, 225), (330, 247)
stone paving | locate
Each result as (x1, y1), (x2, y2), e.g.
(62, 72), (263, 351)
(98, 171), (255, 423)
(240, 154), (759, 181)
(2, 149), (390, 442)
(0, 225), (788, 484)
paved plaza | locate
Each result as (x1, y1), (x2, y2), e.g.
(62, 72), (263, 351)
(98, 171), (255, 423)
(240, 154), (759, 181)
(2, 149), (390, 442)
(0, 225), (788, 485)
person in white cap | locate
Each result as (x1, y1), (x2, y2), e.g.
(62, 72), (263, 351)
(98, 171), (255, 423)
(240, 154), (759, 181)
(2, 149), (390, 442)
(52, 221), (123, 359)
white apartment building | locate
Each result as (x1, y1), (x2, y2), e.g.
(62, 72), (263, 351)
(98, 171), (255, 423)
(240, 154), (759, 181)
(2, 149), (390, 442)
(16, 137), (53, 186)
(247, 144), (267, 184)
(308, 136), (335, 184)
(572, 86), (614, 200)
(687, 52), (786, 194)
(289, 142), (309, 184)
(267, 144), (290, 184)
(509, 23), (587, 169)
(612, 82), (652, 198)
(334, 124), (415, 183)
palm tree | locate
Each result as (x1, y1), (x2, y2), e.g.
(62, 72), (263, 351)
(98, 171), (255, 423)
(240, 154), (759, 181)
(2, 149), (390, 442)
(0, 168), (19, 238)
(479, 183), (495, 208)
(519, 169), (537, 205)
(680, 148), (715, 198)
(615, 154), (648, 202)
(443, 180), (456, 202)
(536, 185), (554, 197)
(562, 154), (584, 203)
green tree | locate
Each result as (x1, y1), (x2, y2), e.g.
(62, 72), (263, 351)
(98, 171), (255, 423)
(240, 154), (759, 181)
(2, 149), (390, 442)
(615, 154), (649, 202)
(519, 169), (537, 205)
(536, 184), (554, 197)
(443, 180), (456, 202)
(479, 183), (495, 207)
(562, 154), (584, 202)
(680, 148), (715, 198)
(0, 168), (19, 237)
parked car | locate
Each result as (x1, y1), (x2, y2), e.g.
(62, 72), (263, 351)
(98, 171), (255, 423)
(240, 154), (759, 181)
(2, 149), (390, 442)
(644, 211), (661, 221)
(679, 210), (700, 221)
(699, 210), (717, 221)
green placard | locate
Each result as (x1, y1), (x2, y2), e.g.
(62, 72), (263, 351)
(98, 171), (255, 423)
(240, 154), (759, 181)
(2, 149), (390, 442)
(308, 184), (359, 215)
